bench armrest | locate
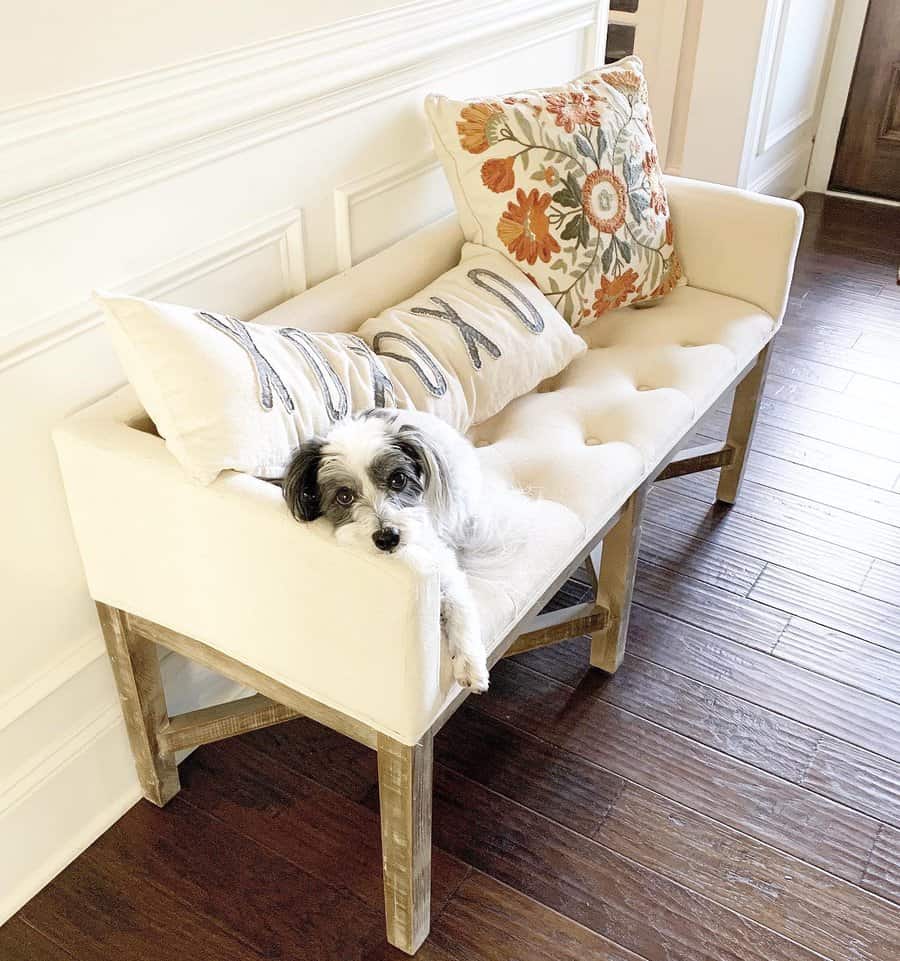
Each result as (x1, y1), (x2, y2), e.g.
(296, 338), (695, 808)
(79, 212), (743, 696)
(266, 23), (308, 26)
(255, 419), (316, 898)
(664, 175), (804, 322)
(54, 388), (442, 744)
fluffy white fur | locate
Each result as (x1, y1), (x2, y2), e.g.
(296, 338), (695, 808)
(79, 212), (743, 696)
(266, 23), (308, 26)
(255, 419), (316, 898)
(283, 409), (522, 691)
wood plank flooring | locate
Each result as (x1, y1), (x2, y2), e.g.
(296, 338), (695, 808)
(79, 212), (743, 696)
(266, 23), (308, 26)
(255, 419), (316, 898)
(5, 192), (900, 959)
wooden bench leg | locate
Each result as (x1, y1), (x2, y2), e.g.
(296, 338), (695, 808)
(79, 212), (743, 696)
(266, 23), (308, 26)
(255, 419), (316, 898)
(96, 603), (180, 807)
(716, 344), (771, 505)
(590, 487), (648, 674)
(377, 732), (433, 955)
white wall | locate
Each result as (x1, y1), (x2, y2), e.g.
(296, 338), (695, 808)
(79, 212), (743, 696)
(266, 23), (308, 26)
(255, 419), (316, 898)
(0, 0), (607, 922)
(0, 1), (408, 109)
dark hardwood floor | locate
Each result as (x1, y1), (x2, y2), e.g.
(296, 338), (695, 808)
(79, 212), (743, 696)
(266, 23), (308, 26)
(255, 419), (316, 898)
(5, 192), (900, 960)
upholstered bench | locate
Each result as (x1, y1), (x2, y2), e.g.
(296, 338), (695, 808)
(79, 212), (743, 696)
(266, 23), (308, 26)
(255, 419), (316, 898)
(55, 175), (802, 954)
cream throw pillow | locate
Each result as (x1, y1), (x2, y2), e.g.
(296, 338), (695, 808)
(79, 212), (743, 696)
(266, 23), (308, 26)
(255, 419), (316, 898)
(425, 56), (683, 328)
(96, 247), (583, 484)
(358, 244), (585, 431)
(97, 292), (397, 483)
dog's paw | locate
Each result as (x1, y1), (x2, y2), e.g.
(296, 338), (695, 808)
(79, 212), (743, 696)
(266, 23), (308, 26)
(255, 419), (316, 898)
(452, 654), (489, 693)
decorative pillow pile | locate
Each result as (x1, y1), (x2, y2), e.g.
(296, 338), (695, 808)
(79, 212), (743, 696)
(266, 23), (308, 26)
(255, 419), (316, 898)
(425, 56), (683, 328)
(96, 247), (583, 484)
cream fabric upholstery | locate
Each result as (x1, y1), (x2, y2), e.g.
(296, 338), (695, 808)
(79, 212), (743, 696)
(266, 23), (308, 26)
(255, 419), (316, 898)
(470, 285), (777, 529)
(55, 177), (803, 745)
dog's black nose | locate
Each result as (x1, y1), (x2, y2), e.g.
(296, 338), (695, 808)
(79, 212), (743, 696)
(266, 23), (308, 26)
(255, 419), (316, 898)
(372, 527), (401, 552)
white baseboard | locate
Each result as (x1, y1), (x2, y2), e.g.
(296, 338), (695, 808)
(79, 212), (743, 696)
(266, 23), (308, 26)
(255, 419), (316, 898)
(824, 189), (900, 209)
(0, 630), (103, 733)
(0, 709), (141, 924)
(0, 640), (250, 924)
(748, 143), (811, 199)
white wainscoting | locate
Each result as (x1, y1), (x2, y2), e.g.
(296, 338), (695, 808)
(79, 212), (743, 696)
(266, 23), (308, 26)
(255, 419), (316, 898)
(0, 0), (605, 922)
(0, 646), (250, 922)
(334, 152), (449, 270)
(1, 209), (305, 371)
(741, 0), (838, 198)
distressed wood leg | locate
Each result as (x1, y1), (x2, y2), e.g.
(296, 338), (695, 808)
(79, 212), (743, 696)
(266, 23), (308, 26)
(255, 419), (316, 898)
(716, 344), (772, 505)
(96, 603), (179, 807)
(590, 487), (648, 674)
(377, 732), (433, 955)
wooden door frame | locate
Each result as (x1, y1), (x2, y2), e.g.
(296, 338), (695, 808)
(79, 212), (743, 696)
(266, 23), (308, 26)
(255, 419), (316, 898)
(807, 0), (874, 195)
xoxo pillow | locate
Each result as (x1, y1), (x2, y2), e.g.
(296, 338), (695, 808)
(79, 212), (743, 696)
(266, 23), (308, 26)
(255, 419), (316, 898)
(97, 292), (399, 484)
(358, 245), (585, 431)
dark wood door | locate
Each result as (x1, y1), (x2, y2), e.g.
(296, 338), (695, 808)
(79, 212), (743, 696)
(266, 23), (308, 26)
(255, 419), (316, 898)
(831, 0), (900, 200)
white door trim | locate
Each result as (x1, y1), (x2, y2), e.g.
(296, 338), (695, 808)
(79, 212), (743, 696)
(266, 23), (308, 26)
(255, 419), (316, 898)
(806, 0), (870, 192)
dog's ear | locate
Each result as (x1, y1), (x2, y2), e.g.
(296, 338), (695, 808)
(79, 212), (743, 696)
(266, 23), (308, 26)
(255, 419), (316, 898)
(396, 424), (452, 513)
(282, 439), (324, 521)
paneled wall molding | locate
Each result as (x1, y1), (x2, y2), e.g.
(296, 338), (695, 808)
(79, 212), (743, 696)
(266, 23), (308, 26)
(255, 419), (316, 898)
(0, 630), (103, 734)
(3, 1), (602, 924)
(0, 694), (121, 817)
(0, 208), (305, 371)
(753, 0), (837, 158)
(334, 151), (441, 270)
(0, 0), (595, 239)
(0, 637), (249, 923)
(0, 697), (140, 926)
(747, 141), (810, 197)
(760, 103), (818, 156)
(752, 0), (792, 157)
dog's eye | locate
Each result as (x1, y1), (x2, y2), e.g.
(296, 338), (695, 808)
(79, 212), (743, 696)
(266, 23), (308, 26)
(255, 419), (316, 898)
(335, 487), (355, 507)
(388, 471), (407, 492)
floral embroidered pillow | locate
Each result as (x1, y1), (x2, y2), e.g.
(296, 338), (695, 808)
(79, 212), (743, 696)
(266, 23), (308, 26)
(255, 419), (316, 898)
(425, 56), (683, 328)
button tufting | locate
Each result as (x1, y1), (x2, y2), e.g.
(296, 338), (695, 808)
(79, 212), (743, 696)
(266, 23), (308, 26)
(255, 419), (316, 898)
(584, 436), (602, 446)
(636, 384), (654, 391)
(474, 439), (490, 448)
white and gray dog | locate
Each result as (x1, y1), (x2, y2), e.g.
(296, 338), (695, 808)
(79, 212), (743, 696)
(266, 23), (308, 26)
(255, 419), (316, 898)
(282, 409), (512, 692)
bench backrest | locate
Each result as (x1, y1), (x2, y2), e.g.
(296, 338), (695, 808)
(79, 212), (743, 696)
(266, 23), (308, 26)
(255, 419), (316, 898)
(251, 215), (464, 334)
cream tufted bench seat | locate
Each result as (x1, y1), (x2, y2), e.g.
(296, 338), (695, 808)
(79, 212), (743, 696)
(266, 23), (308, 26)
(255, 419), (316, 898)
(55, 176), (802, 955)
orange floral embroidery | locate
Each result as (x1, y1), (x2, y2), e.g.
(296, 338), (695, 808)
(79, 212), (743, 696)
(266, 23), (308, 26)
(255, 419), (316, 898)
(604, 69), (644, 98)
(480, 156), (516, 193)
(497, 188), (560, 265)
(592, 268), (641, 317)
(457, 102), (505, 154)
(446, 59), (679, 325)
(544, 91), (604, 133)
(581, 169), (627, 232)
(651, 254), (682, 299)
(503, 95), (542, 117)
(650, 190), (668, 216)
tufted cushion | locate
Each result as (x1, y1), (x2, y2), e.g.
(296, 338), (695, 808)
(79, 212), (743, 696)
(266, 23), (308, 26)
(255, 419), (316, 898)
(467, 285), (776, 538)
